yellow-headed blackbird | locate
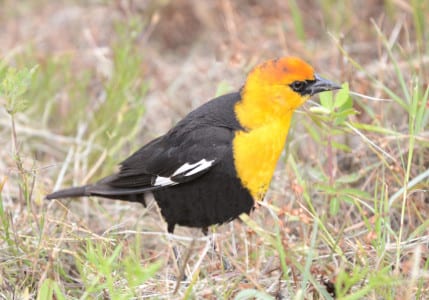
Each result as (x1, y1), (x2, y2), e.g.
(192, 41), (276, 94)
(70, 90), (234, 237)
(46, 57), (340, 234)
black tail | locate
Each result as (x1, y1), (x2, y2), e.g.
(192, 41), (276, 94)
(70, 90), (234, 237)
(45, 183), (150, 206)
(45, 173), (157, 205)
(46, 186), (89, 200)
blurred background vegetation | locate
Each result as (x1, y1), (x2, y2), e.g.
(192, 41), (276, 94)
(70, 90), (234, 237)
(0, 0), (428, 299)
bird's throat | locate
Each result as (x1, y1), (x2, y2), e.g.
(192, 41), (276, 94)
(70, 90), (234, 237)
(232, 114), (292, 200)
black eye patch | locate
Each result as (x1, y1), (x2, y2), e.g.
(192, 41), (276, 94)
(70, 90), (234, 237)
(289, 79), (316, 95)
(290, 81), (306, 92)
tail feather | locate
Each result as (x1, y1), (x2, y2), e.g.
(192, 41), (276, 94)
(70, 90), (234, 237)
(46, 186), (89, 200)
(45, 183), (154, 205)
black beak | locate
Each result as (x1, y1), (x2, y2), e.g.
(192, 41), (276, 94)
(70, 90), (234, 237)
(305, 74), (341, 96)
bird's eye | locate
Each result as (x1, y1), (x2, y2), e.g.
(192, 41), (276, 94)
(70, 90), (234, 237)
(290, 80), (307, 93)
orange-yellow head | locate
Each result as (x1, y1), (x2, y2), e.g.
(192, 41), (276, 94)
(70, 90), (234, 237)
(233, 57), (340, 199)
(236, 56), (340, 129)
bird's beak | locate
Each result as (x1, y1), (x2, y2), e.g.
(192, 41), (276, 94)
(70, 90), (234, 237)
(306, 74), (341, 96)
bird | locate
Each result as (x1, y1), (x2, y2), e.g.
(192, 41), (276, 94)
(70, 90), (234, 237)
(46, 56), (340, 235)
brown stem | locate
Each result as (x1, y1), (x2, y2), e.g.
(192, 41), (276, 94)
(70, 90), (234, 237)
(10, 114), (26, 203)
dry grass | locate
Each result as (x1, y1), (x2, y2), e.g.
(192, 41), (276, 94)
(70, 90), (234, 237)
(1, 0), (428, 299)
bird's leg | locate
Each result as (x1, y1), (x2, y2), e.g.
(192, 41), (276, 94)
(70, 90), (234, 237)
(168, 223), (175, 234)
(204, 228), (232, 271)
(167, 223), (186, 280)
(167, 223), (178, 260)
(172, 244), (182, 267)
(168, 225), (181, 265)
(202, 227), (208, 236)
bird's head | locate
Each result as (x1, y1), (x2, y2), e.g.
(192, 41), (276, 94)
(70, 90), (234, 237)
(236, 57), (340, 129)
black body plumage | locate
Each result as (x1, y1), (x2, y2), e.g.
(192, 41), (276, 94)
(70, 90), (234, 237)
(46, 92), (254, 233)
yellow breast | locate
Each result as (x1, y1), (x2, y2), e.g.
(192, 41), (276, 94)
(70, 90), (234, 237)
(232, 115), (292, 200)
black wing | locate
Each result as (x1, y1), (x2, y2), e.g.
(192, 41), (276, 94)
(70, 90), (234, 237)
(88, 125), (233, 196)
(46, 92), (243, 200)
(87, 92), (243, 197)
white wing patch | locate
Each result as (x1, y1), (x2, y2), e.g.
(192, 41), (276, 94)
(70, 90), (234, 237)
(153, 176), (177, 187)
(172, 159), (215, 177)
(152, 159), (215, 187)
